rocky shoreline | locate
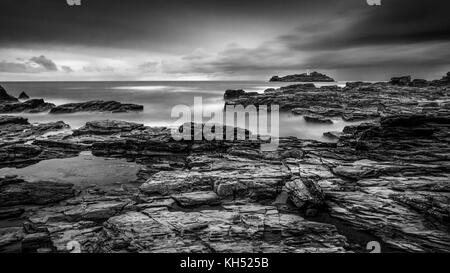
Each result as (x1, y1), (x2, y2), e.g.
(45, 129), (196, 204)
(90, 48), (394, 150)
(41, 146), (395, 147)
(0, 86), (143, 114)
(0, 74), (449, 253)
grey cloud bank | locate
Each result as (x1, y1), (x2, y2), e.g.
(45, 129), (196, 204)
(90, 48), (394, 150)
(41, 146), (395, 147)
(0, 0), (449, 80)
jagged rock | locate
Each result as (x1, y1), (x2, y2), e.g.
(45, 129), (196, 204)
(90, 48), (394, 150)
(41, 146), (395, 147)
(224, 89), (245, 100)
(270, 72), (335, 82)
(284, 178), (325, 210)
(0, 99), (55, 113)
(18, 92), (30, 100)
(50, 101), (143, 114)
(0, 85), (18, 103)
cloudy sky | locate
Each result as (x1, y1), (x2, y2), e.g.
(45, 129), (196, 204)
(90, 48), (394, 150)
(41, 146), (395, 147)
(0, 0), (449, 81)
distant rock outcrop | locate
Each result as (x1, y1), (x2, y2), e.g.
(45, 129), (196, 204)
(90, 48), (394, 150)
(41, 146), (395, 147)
(270, 71), (335, 82)
(0, 85), (18, 103)
(49, 100), (144, 114)
(389, 76), (411, 86)
(18, 92), (30, 100)
(224, 89), (246, 100)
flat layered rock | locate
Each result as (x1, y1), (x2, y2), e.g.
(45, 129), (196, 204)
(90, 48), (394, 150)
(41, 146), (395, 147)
(171, 191), (220, 207)
(0, 176), (75, 206)
(97, 205), (348, 253)
(304, 115), (333, 124)
(73, 120), (145, 136)
(50, 100), (143, 114)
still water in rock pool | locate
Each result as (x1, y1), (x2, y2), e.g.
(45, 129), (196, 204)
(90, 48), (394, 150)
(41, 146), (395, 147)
(0, 151), (142, 188)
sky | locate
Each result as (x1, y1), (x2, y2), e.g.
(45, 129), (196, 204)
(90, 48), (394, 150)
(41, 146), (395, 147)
(0, 0), (449, 81)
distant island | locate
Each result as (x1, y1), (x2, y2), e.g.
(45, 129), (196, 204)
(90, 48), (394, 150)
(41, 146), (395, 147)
(270, 71), (335, 82)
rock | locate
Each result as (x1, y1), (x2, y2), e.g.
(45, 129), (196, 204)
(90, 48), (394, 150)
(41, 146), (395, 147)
(0, 207), (24, 219)
(171, 191), (220, 207)
(224, 89), (246, 100)
(18, 92), (30, 100)
(0, 116), (29, 126)
(229, 73), (450, 123)
(270, 71), (335, 82)
(0, 85), (18, 103)
(73, 120), (145, 136)
(0, 227), (23, 252)
(284, 179), (325, 210)
(0, 99), (55, 113)
(0, 144), (43, 166)
(323, 131), (343, 140)
(410, 79), (428, 87)
(390, 76), (411, 86)
(0, 176), (75, 206)
(304, 115), (333, 124)
(49, 101), (143, 114)
(21, 233), (52, 253)
(97, 204), (348, 253)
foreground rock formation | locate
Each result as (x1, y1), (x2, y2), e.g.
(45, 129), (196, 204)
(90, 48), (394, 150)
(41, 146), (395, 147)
(270, 72), (335, 82)
(0, 111), (449, 253)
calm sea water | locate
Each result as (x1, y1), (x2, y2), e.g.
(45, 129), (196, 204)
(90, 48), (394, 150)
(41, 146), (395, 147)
(1, 81), (364, 141)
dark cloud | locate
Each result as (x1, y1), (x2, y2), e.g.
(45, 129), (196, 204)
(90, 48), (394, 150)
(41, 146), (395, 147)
(0, 0), (344, 51)
(0, 55), (59, 73)
(282, 0), (450, 50)
(29, 55), (58, 71)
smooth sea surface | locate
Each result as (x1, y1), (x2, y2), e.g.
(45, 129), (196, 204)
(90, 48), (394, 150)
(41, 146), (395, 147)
(1, 81), (365, 141)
